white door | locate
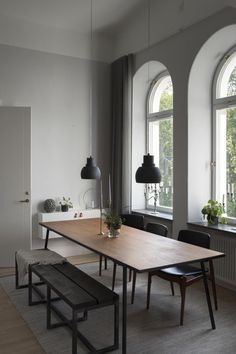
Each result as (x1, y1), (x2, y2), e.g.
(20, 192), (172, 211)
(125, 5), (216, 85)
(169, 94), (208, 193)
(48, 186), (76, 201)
(0, 107), (31, 267)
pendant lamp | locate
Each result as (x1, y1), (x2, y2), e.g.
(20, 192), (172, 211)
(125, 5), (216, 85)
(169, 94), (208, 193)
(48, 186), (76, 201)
(135, 0), (161, 185)
(81, 156), (101, 179)
(135, 154), (161, 183)
(81, 0), (101, 180)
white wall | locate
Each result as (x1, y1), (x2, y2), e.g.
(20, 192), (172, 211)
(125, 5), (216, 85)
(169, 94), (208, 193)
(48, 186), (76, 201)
(188, 24), (236, 222)
(114, 0), (236, 60)
(0, 13), (113, 63)
(0, 43), (111, 240)
(132, 7), (236, 236)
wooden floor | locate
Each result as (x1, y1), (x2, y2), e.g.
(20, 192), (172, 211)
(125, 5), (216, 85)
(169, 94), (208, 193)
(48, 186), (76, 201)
(0, 267), (15, 278)
(0, 286), (45, 354)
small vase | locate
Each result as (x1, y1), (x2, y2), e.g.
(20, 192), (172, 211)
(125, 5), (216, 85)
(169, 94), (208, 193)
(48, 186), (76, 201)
(61, 204), (69, 212)
(107, 228), (120, 238)
(207, 215), (218, 225)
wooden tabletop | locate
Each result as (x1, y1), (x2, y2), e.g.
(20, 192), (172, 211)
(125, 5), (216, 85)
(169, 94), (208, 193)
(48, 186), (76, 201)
(40, 218), (225, 273)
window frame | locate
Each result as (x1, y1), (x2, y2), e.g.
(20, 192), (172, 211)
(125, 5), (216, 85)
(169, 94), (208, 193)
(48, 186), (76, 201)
(212, 46), (236, 224)
(146, 70), (173, 214)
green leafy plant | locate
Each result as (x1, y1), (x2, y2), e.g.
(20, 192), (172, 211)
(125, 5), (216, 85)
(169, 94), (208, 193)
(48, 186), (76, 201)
(59, 197), (73, 208)
(103, 210), (122, 230)
(201, 199), (225, 224)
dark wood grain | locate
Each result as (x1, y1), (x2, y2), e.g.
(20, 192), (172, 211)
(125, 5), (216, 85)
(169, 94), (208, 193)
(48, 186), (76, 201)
(40, 218), (224, 272)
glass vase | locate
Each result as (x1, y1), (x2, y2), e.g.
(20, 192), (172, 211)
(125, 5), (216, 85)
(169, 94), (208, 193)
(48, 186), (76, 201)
(107, 228), (120, 238)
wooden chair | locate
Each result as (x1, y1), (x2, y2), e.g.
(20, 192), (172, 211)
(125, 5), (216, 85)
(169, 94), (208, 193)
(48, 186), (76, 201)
(130, 222), (168, 304)
(146, 229), (218, 325)
(111, 214), (144, 290)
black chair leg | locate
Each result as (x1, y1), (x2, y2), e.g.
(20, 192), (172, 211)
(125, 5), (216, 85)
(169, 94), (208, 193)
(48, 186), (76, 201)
(131, 271), (136, 304)
(112, 263), (117, 291)
(104, 257), (108, 270)
(99, 255), (102, 276)
(146, 272), (152, 309)
(129, 269), (132, 282)
(179, 282), (186, 326)
(170, 281), (175, 295)
(209, 260), (218, 310)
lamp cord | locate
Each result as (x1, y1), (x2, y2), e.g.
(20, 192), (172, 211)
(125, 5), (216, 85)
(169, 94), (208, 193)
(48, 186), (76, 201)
(89, 0), (93, 156)
(147, 0), (150, 85)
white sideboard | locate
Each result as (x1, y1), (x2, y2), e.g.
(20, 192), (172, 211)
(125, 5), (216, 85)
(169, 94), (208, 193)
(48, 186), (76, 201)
(38, 209), (100, 239)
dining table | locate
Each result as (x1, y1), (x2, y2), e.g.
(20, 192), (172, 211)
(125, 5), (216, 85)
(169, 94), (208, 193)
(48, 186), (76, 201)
(40, 217), (225, 354)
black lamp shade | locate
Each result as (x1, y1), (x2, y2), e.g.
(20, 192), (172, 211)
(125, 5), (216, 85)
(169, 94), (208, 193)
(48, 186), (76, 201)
(81, 156), (101, 179)
(135, 154), (161, 183)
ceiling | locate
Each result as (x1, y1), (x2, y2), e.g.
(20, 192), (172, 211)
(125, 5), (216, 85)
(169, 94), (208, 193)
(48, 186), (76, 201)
(0, 0), (144, 35)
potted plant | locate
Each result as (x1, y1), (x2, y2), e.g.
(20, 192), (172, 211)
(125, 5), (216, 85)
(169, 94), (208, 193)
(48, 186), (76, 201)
(59, 197), (73, 212)
(201, 199), (225, 225)
(103, 210), (123, 238)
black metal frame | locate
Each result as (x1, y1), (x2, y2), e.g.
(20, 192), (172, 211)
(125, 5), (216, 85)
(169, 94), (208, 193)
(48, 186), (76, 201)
(30, 264), (119, 354)
(42, 225), (219, 354)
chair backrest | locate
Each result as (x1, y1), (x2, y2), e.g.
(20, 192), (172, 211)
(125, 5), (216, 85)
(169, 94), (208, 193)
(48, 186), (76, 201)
(121, 214), (144, 230)
(178, 229), (210, 249)
(146, 222), (168, 237)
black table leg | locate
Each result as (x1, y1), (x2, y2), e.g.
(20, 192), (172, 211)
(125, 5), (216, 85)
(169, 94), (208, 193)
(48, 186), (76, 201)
(122, 266), (127, 354)
(201, 261), (216, 329)
(44, 229), (49, 249)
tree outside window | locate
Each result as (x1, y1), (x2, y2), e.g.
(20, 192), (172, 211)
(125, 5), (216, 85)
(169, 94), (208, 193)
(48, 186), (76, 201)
(147, 73), (173, 211)
(214, 51), (236, 220)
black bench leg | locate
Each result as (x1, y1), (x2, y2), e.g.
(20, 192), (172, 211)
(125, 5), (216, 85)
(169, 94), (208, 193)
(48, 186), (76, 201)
(15, 252), (19, 289)
(28, 265), (33, 306)
(72, 309), (78, 354)
(114, 300), (119, 348)
(47, 286), (51, 329)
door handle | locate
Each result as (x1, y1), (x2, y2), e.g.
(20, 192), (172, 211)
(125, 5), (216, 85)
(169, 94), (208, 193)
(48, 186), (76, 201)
(18, 199), (29, 203)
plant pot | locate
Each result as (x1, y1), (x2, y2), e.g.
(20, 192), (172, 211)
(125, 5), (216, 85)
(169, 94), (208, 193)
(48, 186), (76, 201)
(207, 215), (218, 225)
(61, 204), (69, 212)
(107, 227), (121, 238)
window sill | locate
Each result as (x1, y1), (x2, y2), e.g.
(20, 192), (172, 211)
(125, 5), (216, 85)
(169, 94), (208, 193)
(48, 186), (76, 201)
(132, 209), (173, 221)
(188, 221), (236, 235)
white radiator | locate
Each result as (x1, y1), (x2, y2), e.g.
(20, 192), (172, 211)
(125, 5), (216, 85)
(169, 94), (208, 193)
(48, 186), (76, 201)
(211, 233), (236, 290)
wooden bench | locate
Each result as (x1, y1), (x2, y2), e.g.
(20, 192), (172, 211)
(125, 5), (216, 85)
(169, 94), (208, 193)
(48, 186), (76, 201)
(29, 262), (119, 354)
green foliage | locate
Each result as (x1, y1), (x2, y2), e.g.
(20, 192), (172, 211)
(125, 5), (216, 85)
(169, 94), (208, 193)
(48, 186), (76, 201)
(227, 67), (236, 96)
(160, 89), (173, 111)
(103, 210), (122, 230)
(59, 197), (73, 208)
(158, 83), (173, 208)
(201, 200), (224, 224)
(225, 67), (236, 218)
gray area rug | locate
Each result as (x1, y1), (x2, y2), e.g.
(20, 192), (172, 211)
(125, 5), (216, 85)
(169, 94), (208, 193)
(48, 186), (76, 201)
(1, 262), (236, 354)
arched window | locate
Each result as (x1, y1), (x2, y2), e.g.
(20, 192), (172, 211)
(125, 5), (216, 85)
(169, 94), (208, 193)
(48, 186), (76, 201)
(213, 48), (236, 222)
(147, 71), (173, 212)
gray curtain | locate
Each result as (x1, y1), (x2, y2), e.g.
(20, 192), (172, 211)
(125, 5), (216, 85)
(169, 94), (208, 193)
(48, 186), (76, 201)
(111, 54), (133, 214)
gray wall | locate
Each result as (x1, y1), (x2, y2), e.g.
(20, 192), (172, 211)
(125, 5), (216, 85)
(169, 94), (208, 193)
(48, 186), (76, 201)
(0, 43), (110, 240)
(113, 0), (236, 60)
